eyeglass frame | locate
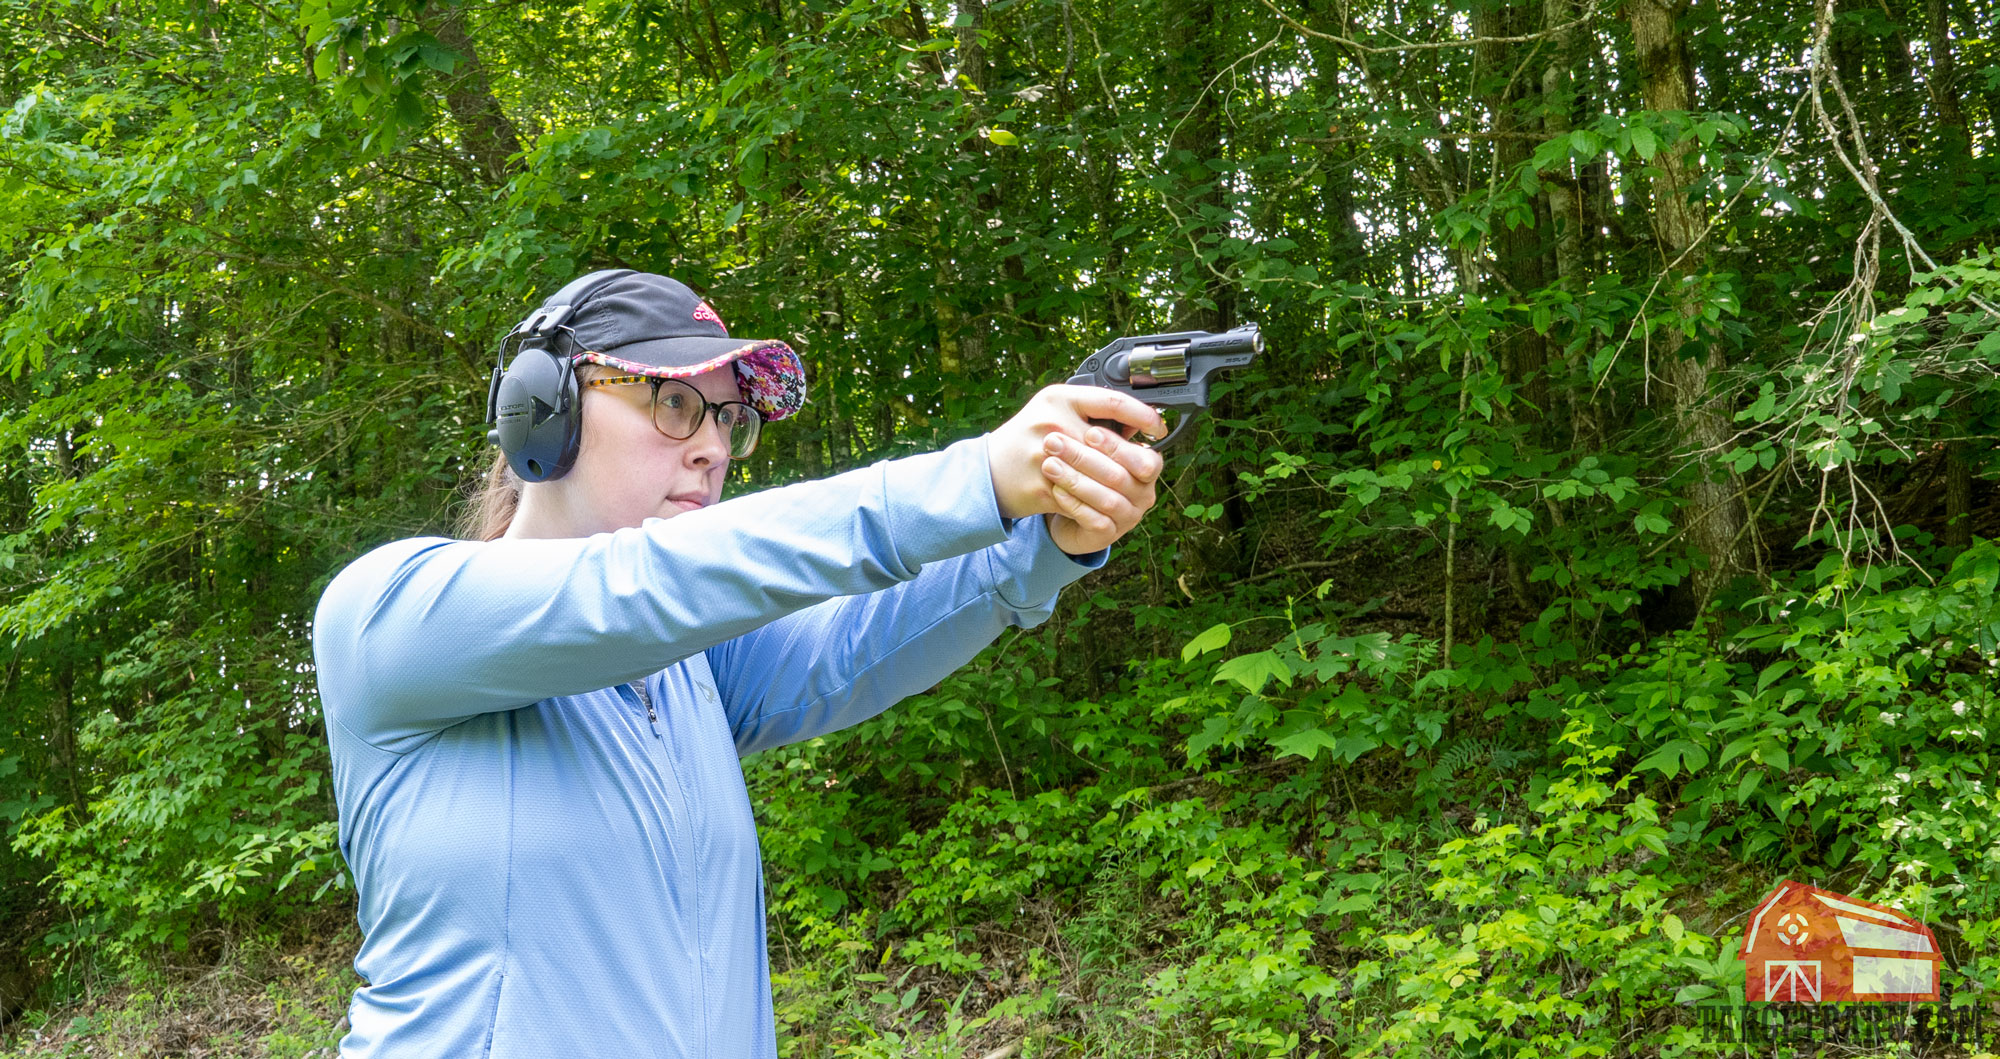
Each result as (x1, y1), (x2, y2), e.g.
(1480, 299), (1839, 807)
(580, 373), (765, 460)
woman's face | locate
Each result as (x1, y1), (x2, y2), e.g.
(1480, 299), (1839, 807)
(547, 365), (745, 535)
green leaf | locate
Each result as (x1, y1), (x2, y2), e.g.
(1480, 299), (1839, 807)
(1334, 735), (1380, 762)
(1182, 623), (1232, 662)
(416, 36), (460, 74)
(1269, 726), (1341, 761)
(1213, 651), (1294, 694)
(1635, 739), (1708, 778)
(1629, 125), (1658, 159)
(1185, 716), (1231, 760)
(1675, 983), (1718, 1004)
(987, 128), (1019, 146)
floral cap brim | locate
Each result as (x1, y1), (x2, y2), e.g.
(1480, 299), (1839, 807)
(573, 341), (807, 422)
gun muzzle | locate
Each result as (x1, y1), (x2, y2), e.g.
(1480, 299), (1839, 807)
(1188, 326), (1264, 357)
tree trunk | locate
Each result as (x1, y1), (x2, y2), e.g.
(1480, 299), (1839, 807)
(934, 0), (997, 396)
(1476, 0), (1550, 432)
(1628, 0), (1753, 603)
(51, 660), (82, 815)
(1163, 0), (1231, 332)
(430, 5), (525, 184)
(1543, 0), (1608, 454)
(1944, 440), (1973, 551)
(1541, 0), (1585, 291)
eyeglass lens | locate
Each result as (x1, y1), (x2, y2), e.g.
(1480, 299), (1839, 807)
(652, 378), (761, 459)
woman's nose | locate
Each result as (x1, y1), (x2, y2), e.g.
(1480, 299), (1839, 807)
(681, 412), (731, 467)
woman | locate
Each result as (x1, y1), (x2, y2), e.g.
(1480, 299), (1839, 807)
(312, 271), (1163, 1057)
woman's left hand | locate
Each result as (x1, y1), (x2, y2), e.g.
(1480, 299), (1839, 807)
(986, 383), (1164, 555)
(1037, 423), (1163, 555)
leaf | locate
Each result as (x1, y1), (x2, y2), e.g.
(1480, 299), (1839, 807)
(1629, 124), (1658, 159)
(1675, 983), (1718, 1004)
(415, 35), (460, 74)
(1185, 716), (1231, 760)
(987, 128), (1019, 146)
(1334, 735), (1380, 762)
(1182, 623), (1232, 662)
(1635, 739), (1708, 778)
(1269, 726), (1341, 761)
(722, 200), (745, 229)
(1213, 651), (1294, 694)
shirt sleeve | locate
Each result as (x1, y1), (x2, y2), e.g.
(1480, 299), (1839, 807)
(708, 514), (1106, 757)
(312, 436), (1014, 753)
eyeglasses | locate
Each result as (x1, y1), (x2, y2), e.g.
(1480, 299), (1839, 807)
(582, 374), (764, 460)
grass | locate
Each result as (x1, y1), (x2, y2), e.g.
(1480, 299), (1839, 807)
(0, 925), (359, 1059)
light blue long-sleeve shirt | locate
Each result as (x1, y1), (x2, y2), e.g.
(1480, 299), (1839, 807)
(312, 436), (1103, 1058)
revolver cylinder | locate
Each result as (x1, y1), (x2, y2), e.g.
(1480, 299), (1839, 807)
(1106, 347), (1189, 387)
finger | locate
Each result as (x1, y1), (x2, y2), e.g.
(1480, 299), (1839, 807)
(1048, 482), (1119, 538)
(1044, 432), (1158, 507)
(1042, 453), (1139, 528)
(1082, 425), (1166, 485)
(1055, 385), (1168, 440)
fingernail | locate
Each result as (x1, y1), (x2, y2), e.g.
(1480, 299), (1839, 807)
(1086, 427), (1104, 447)
(1043, 456), (1064, 476)
(1044, 434), (1065, 455)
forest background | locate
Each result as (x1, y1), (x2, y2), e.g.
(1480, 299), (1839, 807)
(0, 0), (1997, 1051)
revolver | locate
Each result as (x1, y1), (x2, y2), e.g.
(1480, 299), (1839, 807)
(1067, 323), (1263, 449)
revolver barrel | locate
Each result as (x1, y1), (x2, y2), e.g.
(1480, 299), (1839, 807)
(1066, 323), (1263, 449)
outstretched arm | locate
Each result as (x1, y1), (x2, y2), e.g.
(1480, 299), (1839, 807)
(315, 438), (1011, 752)
(709, 515), (1104, 757)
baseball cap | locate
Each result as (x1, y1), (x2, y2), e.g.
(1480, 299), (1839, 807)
(554, 271), (807, 421)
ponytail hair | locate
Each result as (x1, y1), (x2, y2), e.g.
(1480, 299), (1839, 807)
(462, 451), (522, 541)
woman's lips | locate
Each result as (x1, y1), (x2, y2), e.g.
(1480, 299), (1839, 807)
(666, 496), (707, 513)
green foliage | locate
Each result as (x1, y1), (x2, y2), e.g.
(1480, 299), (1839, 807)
(2, 0), (1998, 1049)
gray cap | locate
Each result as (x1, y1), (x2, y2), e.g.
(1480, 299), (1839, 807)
(553, 271), (806, 421)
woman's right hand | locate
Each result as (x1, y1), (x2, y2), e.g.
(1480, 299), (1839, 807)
(987, 385), (1167, 554)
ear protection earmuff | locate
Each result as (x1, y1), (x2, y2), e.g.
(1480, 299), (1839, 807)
(485, 269), (635, 482)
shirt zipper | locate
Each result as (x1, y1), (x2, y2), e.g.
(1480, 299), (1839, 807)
(630, 678), (663, 737)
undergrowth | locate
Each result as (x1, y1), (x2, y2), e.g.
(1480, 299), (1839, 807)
(3, 542), (1995, 1057)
